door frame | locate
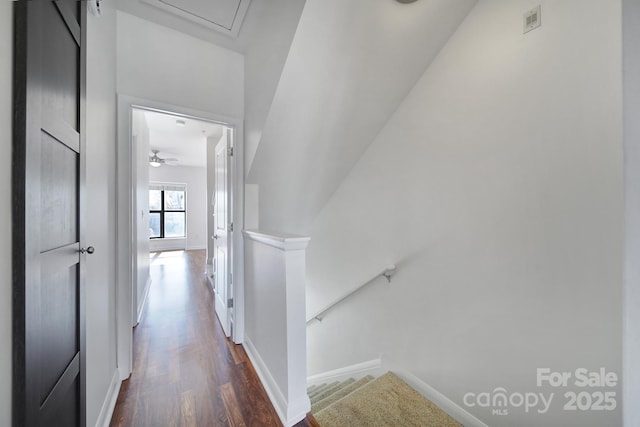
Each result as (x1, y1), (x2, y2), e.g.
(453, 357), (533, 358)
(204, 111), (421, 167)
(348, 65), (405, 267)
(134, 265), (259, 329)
(115, 94), (245, 380)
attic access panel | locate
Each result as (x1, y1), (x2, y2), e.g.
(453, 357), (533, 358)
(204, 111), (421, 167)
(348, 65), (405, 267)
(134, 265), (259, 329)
(141, 0), (251, 38)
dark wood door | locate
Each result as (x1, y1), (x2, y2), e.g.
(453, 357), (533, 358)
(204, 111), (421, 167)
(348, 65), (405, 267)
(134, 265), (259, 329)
(13, 1), (86, 426)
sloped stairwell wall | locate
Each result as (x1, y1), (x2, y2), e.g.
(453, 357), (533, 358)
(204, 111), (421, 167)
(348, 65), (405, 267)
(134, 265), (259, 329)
(243, 0), (307, 174)
(246, 0), (478, 233)
(306, 1), (623, 427)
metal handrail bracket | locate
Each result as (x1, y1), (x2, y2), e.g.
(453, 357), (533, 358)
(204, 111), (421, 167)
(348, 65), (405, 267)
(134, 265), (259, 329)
(306, 265), (396, 324)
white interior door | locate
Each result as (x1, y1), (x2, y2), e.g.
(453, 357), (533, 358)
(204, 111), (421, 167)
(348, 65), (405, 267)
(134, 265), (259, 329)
(214, 131), (233, 336)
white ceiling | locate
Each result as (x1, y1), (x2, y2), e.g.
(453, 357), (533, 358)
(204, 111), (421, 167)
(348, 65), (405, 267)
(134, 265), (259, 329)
(143, 110), (224, 168)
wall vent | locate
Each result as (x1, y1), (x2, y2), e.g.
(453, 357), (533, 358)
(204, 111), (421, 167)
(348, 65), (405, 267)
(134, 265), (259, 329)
(523, 5), (541, 34)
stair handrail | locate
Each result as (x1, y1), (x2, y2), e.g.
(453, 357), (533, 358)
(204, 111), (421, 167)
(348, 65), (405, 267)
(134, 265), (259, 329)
(306, 265), (397, 324)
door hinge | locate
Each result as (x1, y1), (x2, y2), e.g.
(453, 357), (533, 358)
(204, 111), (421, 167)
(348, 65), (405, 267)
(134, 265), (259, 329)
(228, 146), (234, 157)
(227, 298), (234, 308)
(229, 222), (234, 232)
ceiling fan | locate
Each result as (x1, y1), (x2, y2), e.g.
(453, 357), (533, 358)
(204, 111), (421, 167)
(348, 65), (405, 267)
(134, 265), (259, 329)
(149, 149), (178, 167)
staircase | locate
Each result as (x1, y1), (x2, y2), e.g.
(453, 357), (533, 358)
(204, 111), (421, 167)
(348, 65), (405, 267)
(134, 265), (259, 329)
(308, 372), (463, 427)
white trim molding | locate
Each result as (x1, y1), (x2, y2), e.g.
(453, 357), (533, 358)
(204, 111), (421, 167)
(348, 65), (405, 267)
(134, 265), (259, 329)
(243, 229), (311, 251)
(383, 359), (488, 427)
(136, 276), (152, 326)
(149, 237), (187, 252)
(95, 369), (122, 427)
(243, 338), (310, 427)
(307, 357), (385, 386)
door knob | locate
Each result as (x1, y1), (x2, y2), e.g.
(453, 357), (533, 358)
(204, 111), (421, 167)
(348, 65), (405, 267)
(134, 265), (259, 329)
(212, 235), (219, 240)
(79, 246), (95, 254)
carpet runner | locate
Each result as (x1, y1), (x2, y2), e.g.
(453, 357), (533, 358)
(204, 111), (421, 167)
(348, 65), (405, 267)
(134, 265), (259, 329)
(308, 372), (462, 427)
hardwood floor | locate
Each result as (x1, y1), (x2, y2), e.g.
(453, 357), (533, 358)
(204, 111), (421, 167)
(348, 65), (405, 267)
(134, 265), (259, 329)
(110, 250), (318, 427)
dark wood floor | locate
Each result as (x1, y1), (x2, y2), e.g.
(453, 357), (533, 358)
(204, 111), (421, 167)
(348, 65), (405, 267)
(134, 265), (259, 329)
(109, 249), (318, 427)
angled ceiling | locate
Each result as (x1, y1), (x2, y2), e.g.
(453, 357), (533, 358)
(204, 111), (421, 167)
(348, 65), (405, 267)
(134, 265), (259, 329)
(247, 0), (479, 233)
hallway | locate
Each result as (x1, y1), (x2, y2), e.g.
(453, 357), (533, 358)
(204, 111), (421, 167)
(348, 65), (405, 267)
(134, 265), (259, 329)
(109, 250), (315, 426)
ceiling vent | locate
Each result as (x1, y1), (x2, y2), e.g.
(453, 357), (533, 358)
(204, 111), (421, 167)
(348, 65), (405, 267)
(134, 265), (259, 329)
(141, 0), (251, 38)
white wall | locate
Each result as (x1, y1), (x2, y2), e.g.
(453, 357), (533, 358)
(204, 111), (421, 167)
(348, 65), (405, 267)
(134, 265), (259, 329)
(116, 11), (244, 119)
(0, 3), (12, 426)
(86, 1), (119, 426)
(623, 0), (640, 425)
(306, 1), (622, 426)
(247, 0), (477, 233)
(149, 165), (208, 251)
(132, 109), (151, 320)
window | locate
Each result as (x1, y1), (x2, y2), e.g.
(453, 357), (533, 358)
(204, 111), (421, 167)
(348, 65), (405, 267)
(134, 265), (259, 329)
(149, 183), (186, 239)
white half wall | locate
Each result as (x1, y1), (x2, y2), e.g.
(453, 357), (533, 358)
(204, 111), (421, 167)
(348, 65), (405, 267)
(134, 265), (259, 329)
(306, 1), (623, 426)
(243, 231), (311, 426)
(0, 3), (12, 426)
(149, 165), (208, 251)
(86, 1), (119, 425)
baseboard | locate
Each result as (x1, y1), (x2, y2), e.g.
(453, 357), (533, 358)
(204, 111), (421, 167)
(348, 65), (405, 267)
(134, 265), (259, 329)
(95, 369), (122, 427)
(306, 357), (385, 386)
(136, 276), (152, 325)
(243, 338), (309, 427)
(383, 360), (488, 427)
(205, 263), (214, 290)
(186, 245), (206, 251)
(149, 238), (186, 252)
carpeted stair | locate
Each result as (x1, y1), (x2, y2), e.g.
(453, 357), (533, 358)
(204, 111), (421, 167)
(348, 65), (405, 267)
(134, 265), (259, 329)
(308, 372), (462, 427)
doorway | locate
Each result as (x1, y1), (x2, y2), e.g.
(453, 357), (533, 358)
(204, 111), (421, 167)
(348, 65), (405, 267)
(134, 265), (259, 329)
(115, 96), (245, 381)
